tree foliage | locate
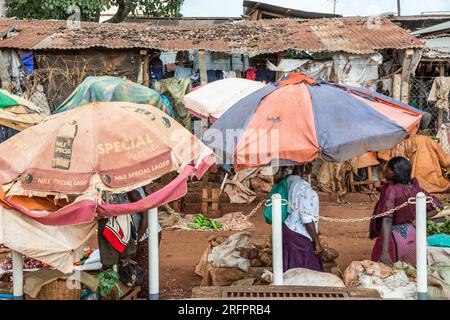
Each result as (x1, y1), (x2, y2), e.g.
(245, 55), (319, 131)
(5, 0), (184, 22)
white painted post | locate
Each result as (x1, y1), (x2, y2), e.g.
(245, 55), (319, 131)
(12, 250), (23, 300)
(271, 194), (283, 285)
(415, 192), (427, 300)
(148, 207), (159, 300)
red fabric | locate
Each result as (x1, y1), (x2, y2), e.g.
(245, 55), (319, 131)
(246, 68), (256, 81)
(278, 72), (316, 87)
(4, 154), (216, 226)
(369, 178), (441, 239)
(102, 224), (127, 253)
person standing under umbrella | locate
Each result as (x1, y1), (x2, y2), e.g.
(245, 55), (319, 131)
(369, 157), (442, 266)
(281, 165), (324, 272)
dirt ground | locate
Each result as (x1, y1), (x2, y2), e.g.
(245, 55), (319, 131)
(155, 191), (378, 299)
(2, 187), (448, 300)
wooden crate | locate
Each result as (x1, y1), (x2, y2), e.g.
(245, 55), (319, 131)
(191, 285), (381, 300)
(201, 183), (220, 218)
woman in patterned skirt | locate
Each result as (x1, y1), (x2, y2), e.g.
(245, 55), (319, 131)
(369, 157), (442, 266)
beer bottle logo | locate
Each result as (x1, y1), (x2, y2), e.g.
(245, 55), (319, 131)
(21, 174), (33, 184)
(52, 120), (78, 170)
(161, 116), (171, 128)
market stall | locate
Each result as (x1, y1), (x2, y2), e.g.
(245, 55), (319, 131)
(0, 101), (215, 300)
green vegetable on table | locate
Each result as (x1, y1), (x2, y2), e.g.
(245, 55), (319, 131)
(427, 220), (450, 236)
(188, 213), (222, 230)
(96, 269), (122, 298)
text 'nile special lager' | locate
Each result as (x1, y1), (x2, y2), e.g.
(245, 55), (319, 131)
(52, 120), (78, 170)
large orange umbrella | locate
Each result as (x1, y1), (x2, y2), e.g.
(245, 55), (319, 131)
(0, 102), (215, 225)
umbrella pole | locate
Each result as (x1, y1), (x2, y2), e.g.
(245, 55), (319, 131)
(12, 250), (23, 300)
(148, 207), (159, 300)
(415, 192), (427, 300)
(105, 192), (118, 273)
(271, 194), (283, 285)
(219, 172), (229, 196)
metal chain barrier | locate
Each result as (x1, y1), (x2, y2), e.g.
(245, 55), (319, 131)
(267, 196), (441, 223)
(164, 199), (266, 232)
(164, 195), (442, 230)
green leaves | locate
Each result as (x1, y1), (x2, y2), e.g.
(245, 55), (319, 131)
(427, 219), (450, 236)
(96, 268), (122, 298)
(6, 0), (184, 22)
(133, 0), (184, 17)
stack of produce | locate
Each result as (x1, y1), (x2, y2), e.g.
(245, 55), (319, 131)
(73, 249), (94, 266)
(237, 237), (273, 268)
(188, 213), (223, 230)
(427, 220), (450, 236)
(0, 256), (51, 270)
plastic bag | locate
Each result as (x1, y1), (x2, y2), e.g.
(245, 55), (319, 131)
(427, 234), (450, 248)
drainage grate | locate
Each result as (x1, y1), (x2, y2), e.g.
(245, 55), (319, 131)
(221, 287), (350, 299)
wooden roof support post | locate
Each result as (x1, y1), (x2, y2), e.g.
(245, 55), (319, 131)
(393, 73), (401, 101)
(437, 63), (446, 130)
(400, 49), (414, 104)
(143, 50), (150, 87)
(198, 49), (208, 85)
(138, 49), (149, 85)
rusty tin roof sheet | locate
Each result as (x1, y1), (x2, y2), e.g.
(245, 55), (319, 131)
(0, 17), (424, 55)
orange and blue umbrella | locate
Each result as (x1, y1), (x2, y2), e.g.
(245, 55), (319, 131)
(204, 73), (425, 171)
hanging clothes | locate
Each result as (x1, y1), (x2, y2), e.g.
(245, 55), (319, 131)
(174, 65), (193, 79)
(223, 71), (237, 79)
(255, 68), (276, 83)
(410, 135), (450, 193)
(245, 68), (256, 80)
(20, 51), (34, 75)
(437, 124), (450, 155)
(149, 57), (164, 81)
(155, 77), (192, 130)
(28, 85), (51, 115)
(428, 76), (450, 112)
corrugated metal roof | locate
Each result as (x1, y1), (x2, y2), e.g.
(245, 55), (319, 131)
(0, 17), (424, 55)
(0, 19), (66, 49)
(422, 37), (450, 59)
(243, 0), (341, 19)
(411, 20), (450, 36)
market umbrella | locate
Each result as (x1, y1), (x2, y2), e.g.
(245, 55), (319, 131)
(55, 76), (176, 118)
(0, 101), (215, 300)
(204, 72), (425, 171)
(0, 101), (215, 225)
(0, 89), (47, 131)
(182, 78), (266, 122)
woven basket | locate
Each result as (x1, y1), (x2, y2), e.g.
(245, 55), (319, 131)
(25, 279), (83, 300)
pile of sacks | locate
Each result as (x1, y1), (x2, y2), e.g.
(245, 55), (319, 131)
(343, 260), (450, 300)
(196, 231), (343, 287)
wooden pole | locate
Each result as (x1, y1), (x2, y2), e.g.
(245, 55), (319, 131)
(401, 49), (414, 104)
(142, 51), (150, 87)
(393, 73), (401, 101)
(437, 64), (445, 130)
(198, 50), (208, 85)
(418, 64), (425, 109)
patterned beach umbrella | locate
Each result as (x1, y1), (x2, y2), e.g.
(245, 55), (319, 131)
(204, 73), (425, 171)
(55, 76), (176, 118)
(0, 89), (47, 131)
